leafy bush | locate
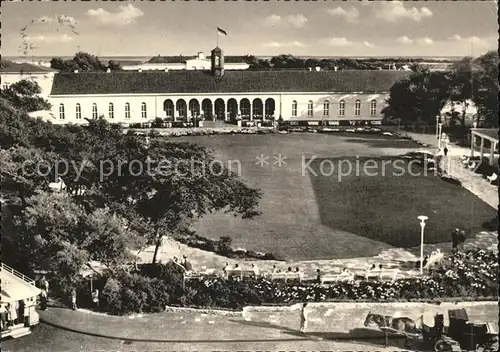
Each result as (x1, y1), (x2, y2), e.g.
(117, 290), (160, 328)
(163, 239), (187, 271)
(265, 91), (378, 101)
(99, 273), (171, 315)
(217, 236), (232, 255)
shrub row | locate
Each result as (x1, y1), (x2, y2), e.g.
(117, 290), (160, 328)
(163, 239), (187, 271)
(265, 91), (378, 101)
(77, 250), (497, 315)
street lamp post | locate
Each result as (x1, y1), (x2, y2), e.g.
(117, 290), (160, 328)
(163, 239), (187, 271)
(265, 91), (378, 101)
(438, 124), (443, 148)
(436, 116), (440, 139)
(418, 215), (429, 274)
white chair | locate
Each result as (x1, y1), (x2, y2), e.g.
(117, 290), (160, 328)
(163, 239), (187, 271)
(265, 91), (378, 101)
(487, 173), (498, 184)
(48, 178), (66, 192)
(379, 269), (399, 281)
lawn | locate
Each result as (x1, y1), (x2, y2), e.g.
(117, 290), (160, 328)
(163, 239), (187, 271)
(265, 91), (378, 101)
(172, 133), (496, 260)
(308, 156), (495, 247)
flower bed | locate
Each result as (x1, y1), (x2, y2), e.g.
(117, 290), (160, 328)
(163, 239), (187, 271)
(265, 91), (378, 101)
(174, 230), (282, 261)
(78, 249), (497, 315)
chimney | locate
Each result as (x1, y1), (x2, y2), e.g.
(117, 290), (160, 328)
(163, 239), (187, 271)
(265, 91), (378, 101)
(197, 52), (205, 60)
(138, 68), (142, 72)
(164, 68), (169, 72)
(315, 66), (321, 72)
(334, 66), (338, 72)
(73, 69), (79, 73)
(106, 68), (111, 73)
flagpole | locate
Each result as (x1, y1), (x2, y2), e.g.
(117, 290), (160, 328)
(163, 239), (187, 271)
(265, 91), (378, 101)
(216, 28), (218, 47)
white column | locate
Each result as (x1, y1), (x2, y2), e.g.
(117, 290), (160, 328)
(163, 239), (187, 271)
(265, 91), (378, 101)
(470, 134), (475, 157)
(263, 100), (266, 121)
(490, 142), (496, 166)
(250, 103), (253, 121)
(212, 102), (216, 121)
(480, 138), (485, 160)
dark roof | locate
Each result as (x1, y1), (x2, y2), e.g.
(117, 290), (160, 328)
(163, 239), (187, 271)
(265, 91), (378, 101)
(50, 70), (411, 96)
(147, 55), (249, 64)
(0, 60), (57, 73)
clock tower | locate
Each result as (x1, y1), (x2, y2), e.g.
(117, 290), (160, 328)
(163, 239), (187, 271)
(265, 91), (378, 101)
(211, 46), (224, 77)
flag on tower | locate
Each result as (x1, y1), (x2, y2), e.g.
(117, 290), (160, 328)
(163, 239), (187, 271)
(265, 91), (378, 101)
(217, 27), (228, 36)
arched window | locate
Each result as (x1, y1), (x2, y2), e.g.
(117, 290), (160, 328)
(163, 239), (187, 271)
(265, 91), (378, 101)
(370, 100), (377, 116)
(307, 100), (314, 116)
(354, 100), (361, 116)
(164, 100), (174, 117)
(141, 102), (147, 118)
(108, 103), (114, 119)
(338, 100), (345, 117)
(75, 103), (81, 119)
(59, 104), (65, 120)
(125, 103), (130, 119)
(92, 103), (98, 119)
(323, 100), (330, 116)
(291, 100), (298, 117)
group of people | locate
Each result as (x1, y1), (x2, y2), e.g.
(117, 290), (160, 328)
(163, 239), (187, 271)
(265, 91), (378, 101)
(0, 301), (26, 331)
(172, 255), (193, 272)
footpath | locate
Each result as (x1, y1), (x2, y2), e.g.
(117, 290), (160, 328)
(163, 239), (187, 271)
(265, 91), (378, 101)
(39, 301), (498, 342)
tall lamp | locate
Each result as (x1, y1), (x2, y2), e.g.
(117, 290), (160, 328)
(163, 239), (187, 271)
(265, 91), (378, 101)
(436, 116), (440, 139)
(418, 215), (429, 274)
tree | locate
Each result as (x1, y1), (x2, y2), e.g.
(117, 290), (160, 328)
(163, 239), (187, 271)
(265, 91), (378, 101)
(382, 71), (450, 126)
(1, 79), (51, 112)
(13, 191), (143, 283)
(471, 51), (499, 127)
(13, 191), (89, 280)
(107, 60), (122, 71)
(98, 139), (262, 264)
(0, 146), (60, 205)
(50, 52), (111, 72)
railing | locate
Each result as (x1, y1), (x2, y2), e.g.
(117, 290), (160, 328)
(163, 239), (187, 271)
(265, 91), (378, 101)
(0, 263), (36, 286)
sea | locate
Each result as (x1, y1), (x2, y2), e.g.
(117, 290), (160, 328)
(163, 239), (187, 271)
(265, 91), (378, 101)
(4, 55), (462, 67)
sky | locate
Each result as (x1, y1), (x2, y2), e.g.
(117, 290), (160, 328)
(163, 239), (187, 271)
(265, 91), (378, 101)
(3, 0), (498, 58)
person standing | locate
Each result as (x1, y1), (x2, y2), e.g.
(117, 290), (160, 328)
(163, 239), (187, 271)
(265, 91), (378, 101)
(451, 228), (459, 253)
(92, 289), (100, 309)
(40, 289), (48, 311)
(458, 230), (466, 251)
(71, 289), (78, 310)
(40, 276), (49, 293)
(299, 302), (308, 333)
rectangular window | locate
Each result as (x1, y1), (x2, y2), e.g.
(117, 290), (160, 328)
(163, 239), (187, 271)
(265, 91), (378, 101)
(354, 101), (361, 117)
(75, 104), (81, 119)
(125, 103), (130, 119)
(339, 101), (345, 117)
(59, 104), (65, 120)
(370, 101), (377, 116)
(108, 103), (114, 119)
(307, 101), (314, 116)
(291, 101), (297, 117)
(141, 103), (147, 118)
(323, 101), (329, 116)
(92, 104), (98, 119)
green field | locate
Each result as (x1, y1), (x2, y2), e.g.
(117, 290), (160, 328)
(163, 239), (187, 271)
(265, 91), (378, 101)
(174, 133), (496, 260)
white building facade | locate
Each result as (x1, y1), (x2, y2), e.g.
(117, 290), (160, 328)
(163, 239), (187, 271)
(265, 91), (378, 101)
(1, 62), (57, 97)
(47, 47), (410, 125)
(122, 52), (249, 71)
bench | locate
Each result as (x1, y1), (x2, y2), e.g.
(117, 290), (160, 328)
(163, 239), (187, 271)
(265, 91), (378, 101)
(320, 273), (354, 284)
(226, 269), (258, 279)
(267, 272), (303, 283)
(364, 269), (399, 281)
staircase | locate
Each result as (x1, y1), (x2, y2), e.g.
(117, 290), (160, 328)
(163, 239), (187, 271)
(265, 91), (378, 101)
(3, 325), (31, 339)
